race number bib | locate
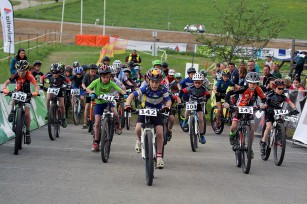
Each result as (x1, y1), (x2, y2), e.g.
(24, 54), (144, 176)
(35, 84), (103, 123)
(47, 88), (60, 95)
(238, 106), (253, 114)
(98, 94), (114, 101)
(186, 102), (197, 111)
(274, 109), (289, 115)
(139, 109), (157, 116)
(12, 92), (27, 102)
(71, 89), (80, 95)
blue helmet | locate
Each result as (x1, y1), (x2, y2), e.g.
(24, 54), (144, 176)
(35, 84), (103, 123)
(74, 67), (84, 74)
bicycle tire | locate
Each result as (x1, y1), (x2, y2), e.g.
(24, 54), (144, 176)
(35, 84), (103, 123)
(234, 132), (241, 167)
(56, 109), (61, 138)
(144, 130), (154, 186)
(101, 118), (110, 163)
(189, 116), (197, 152)
(118, 103), (125, 129)
(261, 124), (271, 161)
(126, 112), (131, 130)
(48, 105), (57, 140)
(273, 123), (286, 166)
(241, 125), (252, 174)
(210, 106), (224, 135)
(73, 98), (81, 125)
(14, 108), (23, 155)
(203, 114), (207, 135)
(163, 118), (168, 145)
(178, 107), (188, 132)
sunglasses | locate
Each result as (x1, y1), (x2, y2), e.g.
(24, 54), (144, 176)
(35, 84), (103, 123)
(194, 81), (202, 84)
(76, 73), (82, 75)
(277, 87), (284, 90)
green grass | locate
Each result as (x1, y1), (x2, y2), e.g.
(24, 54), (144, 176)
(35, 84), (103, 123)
(14, 0), (307, 40)
(11, 1), (21, 6)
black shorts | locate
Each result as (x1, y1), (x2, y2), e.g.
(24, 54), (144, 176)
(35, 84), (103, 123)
(232, 109), (254, 122)
(137, 114), (164, 126)
(215, 94), (225, 103)
(85, 96), (91, 103)
(265, 109), (275, 123)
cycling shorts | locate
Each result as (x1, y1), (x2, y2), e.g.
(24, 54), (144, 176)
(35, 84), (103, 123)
(94, 103), (114, 115)
(265, 108), (276, 123)
(232, 109), (254, 122)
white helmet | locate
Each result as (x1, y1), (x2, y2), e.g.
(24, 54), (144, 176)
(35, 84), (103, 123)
(169, 69), (175, 76)
(245, 72), (260, 83)
(192, 73), (204, 81)
(134, 65), (141, 70)
(110, 66), (117, 74)
(112, 60), (122, 69)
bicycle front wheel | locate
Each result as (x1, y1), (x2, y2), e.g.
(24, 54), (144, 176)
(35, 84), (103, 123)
(48, 105), (57, 140)
(241, 125), (252, 174)
(144, 130), (154, 186)
(234, 132), (241, 167)
(73, 98), (81, 125)
(14, 108), (24, 155)
(101, 118), (110, 163)
(210, 106), (224, 134)
(189, 116), (197, 152)
(273, 123), (286, 166)
(178, 107), (188, 132)
(118, 103), (125, 129)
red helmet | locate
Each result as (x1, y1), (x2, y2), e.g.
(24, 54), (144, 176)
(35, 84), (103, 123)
(98, 65), (111, 75)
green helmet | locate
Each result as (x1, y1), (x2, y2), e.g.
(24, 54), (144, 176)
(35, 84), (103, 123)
(58, 62), (65, 72)
(174, 72), (182, 79)
(153, 60), (162, 66)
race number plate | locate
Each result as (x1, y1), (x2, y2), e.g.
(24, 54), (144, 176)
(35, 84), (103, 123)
(126, 89), (132, 93)
(12, 92), (27, 102)
(139, 109), (157, 116)
(47, 88), (60, 95)
(238, 106), (253, 114)
(71, 89), (80, 95)
(186, 102), (197, 111)
(274, 109), (289, 115)
(98, 94), (114, 101)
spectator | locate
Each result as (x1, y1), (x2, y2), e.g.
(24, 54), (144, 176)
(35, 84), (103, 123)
(271, 62), (282, 79)
(238, 64), (247, 86)
(31, 60), (44, 82)
(10, 48), (28, 75)
(210, 63), (222, 81)
(262, 65), (275, 92)
(289, 77), (306, 96)
(283, 76), (291, 89)
(294, 51), (307, 78)
(127, 49), (142, 64)
(265, 54), (274, 68)
(229, 62), (239, 85)
(247, 59), (256, 72)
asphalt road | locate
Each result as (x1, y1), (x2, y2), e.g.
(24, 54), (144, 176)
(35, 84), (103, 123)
(1, 121), (307, 204)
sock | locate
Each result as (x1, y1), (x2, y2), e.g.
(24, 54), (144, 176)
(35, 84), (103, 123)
(157, 153), (162, 158)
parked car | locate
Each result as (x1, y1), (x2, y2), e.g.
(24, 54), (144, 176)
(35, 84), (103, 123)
(184, 24), (205, 33)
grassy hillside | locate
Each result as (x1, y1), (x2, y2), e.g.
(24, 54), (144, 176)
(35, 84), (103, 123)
(14, 0), (307, 40)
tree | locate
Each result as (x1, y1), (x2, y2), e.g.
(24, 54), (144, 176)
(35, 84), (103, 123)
(196, 0), (287, 62)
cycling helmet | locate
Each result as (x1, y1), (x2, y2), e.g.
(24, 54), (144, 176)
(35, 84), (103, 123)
(221, 69), (231, 77)
(187, 67), (196, 74)
(110, 66), (117, 75)
(33, 60), (42, 66)
(274, 78), (285, 86)
(147, 68), (163, 81)
(128, 61), (135, 67)
(192, 73), (204, 81)
(245, 72), (260, 83)
(153, 60), (162, 66)
(102, 56), (110, 62)
(174, 73), (182, 79)
(81, 64), (88, 71)
(134, 66), (141, 70)
(15, 60), (29, 71)
(89, 63), (98, 70)
(122, 68), (131, 73)
(72, 61), (80, 68)
(65, 66), (73, 73)
(112, 60), (122, 69)
(162, 62), (168, 68)
(74, 67), (84, 75)
(199, 69), (207, 77)
(169, 69), (175, 76)
(98, 65), (111, 75)
(50, 63), (60, 73)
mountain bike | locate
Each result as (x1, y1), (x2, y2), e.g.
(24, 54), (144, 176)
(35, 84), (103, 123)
(211, 104), (232, 134)
(71, 88), (82, 125)
(96, 94), (115, 163)
(232, 106), (259, 174)
(261, 109), (299, 166)
(87, 99), (96, 135)
(1, 91), (38, 155)
(46, 87), (62, 140)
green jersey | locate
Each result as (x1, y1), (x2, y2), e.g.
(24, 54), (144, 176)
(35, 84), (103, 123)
(87, 78), (122, 104)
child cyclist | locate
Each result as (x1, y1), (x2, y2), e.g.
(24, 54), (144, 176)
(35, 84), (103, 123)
(259, 79), (299, 155)
(86, 65), (126, 152)
(2, 60), (39, 144)
(213, 69), (234, 128)
(224, 72), (266, 158)
(179, 73), (211, 144)
(70, 67), (85, 120)
(125, 68), (171, 169)
(177, 67), (196, 102)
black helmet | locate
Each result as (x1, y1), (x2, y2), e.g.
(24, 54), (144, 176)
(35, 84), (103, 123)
(98, 65), (111, 75)
(162, 62), (168, 68)
(81, 64), (88, 71)
(50, 63), (60, 73)
(187, 67), (196, 74)
(33, 60), (42, 66)
(128, 61), (135, 67)
(72, 61), (80, 68)
(15, 60), (29, 71)
(102, 56), (110, 62)
(199, 69), (207, 77)
(89, 63), (98, 69)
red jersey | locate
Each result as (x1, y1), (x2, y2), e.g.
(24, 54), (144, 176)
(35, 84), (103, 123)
(9, 71), (36, 93)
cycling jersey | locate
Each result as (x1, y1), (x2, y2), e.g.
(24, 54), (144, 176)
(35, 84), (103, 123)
(179, 77), (193, 98)
(167, 75), (175, 83)
(133, 85), (170, 109)
(110, 78), (125, 96)
(169, 80), (179, 93)
(225, 85), (266, 106)
(215, 79), (234, 93)
(181, 85), (210, 103)
(266, 90), (290, 109)
(9, 71), (36, 93)
(42, 73), (70, 88)
(31, 70), (44, 82)
(70, 74), (84, 89)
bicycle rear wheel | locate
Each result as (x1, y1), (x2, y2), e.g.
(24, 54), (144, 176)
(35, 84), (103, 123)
(210, 106), (224, 134)
(48, 105), (57, 140)
(261, 124), (271, 161)
(73, 98), (81, 125)
(144, 130), (154, 186)
(241, 125), (252, 174)
(273, 123), (286, 166)
(189, 116), (197, 152)
(14, 108), (24, 155)
(101, 118), (110, 163)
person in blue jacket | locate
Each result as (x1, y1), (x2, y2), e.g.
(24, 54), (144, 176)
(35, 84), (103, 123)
(10, 48), (28, 75)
